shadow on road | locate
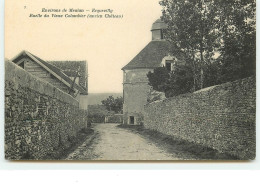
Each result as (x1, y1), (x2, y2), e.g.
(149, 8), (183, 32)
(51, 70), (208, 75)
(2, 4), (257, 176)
(117, 124), (238, 160)
(44, 128), (95, 160)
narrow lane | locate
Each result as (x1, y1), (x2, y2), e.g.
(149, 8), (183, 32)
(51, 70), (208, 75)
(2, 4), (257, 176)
(66, 123), (182, 160)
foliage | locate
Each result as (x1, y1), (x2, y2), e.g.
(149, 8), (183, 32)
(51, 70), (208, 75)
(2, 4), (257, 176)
(101, 96), (123, 113)
(165, 65), (194, 97)
(88, 96), (123, 124)
(147, 66), (193, 97)
(160, 0), (221, 89)
(87, 105), (109, 123)
(154, 0), (256, 97)
(88, 113), (105, 124)
(213, 0), (256, 82)
(147, 67), (170, 92)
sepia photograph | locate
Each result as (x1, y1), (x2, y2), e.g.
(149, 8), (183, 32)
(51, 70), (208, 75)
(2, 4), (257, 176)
(4, 0), (256, 161)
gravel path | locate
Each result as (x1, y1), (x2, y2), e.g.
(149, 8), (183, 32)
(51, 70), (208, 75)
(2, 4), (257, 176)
(66, 123), (181, 160)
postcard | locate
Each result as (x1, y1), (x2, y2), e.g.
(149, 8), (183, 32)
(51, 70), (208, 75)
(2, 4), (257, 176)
(4, 0), (256, 160)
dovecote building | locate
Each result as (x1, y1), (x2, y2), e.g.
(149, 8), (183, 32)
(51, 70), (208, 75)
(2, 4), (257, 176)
(122, 19), (183, 125)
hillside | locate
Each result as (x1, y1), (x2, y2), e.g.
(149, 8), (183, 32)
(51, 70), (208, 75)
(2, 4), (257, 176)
(88, 93), (123, 105)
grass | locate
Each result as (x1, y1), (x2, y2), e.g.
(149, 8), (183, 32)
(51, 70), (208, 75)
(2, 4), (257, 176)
(117, 124), (238, 160)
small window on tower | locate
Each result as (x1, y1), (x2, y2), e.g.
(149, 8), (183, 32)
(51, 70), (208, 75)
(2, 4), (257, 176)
(161, 30), (164, 39)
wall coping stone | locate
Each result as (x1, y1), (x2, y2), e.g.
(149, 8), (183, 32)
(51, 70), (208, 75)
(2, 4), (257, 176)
(145, 76), (255, 107)
(5, 60), (79, 106)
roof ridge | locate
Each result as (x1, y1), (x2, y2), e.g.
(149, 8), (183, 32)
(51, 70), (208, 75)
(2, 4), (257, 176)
(21, 51), (87, 95)
(27, 52), (70, 78)
(48, 60), (86, 62)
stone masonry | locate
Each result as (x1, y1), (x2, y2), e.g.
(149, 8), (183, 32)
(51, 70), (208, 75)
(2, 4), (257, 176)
(123, 69), (153, 125)
(5, 61), (87, 160)
(144, 77), (256, 159)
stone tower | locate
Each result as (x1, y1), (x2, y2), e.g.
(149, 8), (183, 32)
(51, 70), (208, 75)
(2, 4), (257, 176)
(121, 19), (172, 125)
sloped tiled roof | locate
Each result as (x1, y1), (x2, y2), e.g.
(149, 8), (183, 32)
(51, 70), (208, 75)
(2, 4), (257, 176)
(48, 61), (86, 77)
(12, 51), (88, 95)
(48, 60), (88, 95)
(122, 40), (173, 70)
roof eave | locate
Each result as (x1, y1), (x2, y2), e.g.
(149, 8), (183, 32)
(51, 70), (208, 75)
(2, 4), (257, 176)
(122, 66), (158, 70)
(12, 51), (79, 93)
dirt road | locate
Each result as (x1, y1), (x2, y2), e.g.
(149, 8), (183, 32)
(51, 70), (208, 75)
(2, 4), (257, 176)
(66, 123), (182, 160)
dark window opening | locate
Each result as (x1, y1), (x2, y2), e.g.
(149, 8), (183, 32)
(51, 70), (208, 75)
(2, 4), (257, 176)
(18, 62), (24, 69)
(161, 30), (164, 39)
(166, 62), (171, 71)
(130, 116), (134, 125)
(50, 74), (55, 79)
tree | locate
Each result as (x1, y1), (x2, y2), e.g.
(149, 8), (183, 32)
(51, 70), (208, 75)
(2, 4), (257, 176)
(101, 96), (123, 113)
(114, 96), (123, 113)
(147, 0), (255, 98)
(164, 65), (194, 97)
(160, 0), (220, 90)
(159, 0), (255, 90)
(213, 0), (256, 83)
(147, 65), (193, 97)
(147, 67), (170, 92)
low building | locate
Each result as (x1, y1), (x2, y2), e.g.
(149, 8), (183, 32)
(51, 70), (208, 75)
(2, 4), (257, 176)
(11, 50), (88, 110)
(105, 114), (123, 123)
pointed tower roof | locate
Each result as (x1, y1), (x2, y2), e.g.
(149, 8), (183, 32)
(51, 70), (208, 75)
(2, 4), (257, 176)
(122, 19), (174, 70)
(151, 19), (167, 31)
(122, 41), (171, 70)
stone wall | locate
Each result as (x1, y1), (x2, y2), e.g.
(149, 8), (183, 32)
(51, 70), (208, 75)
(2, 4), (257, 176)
(105, 114), (123, 123)
(144, 77), (256, 159)
(5, 61), (87, 160)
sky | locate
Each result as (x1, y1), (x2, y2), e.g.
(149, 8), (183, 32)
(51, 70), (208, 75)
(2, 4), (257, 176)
(5, 0), (162, 93)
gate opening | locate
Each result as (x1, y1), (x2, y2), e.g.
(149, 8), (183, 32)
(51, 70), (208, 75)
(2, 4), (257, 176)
(130, 116), (134, 125)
